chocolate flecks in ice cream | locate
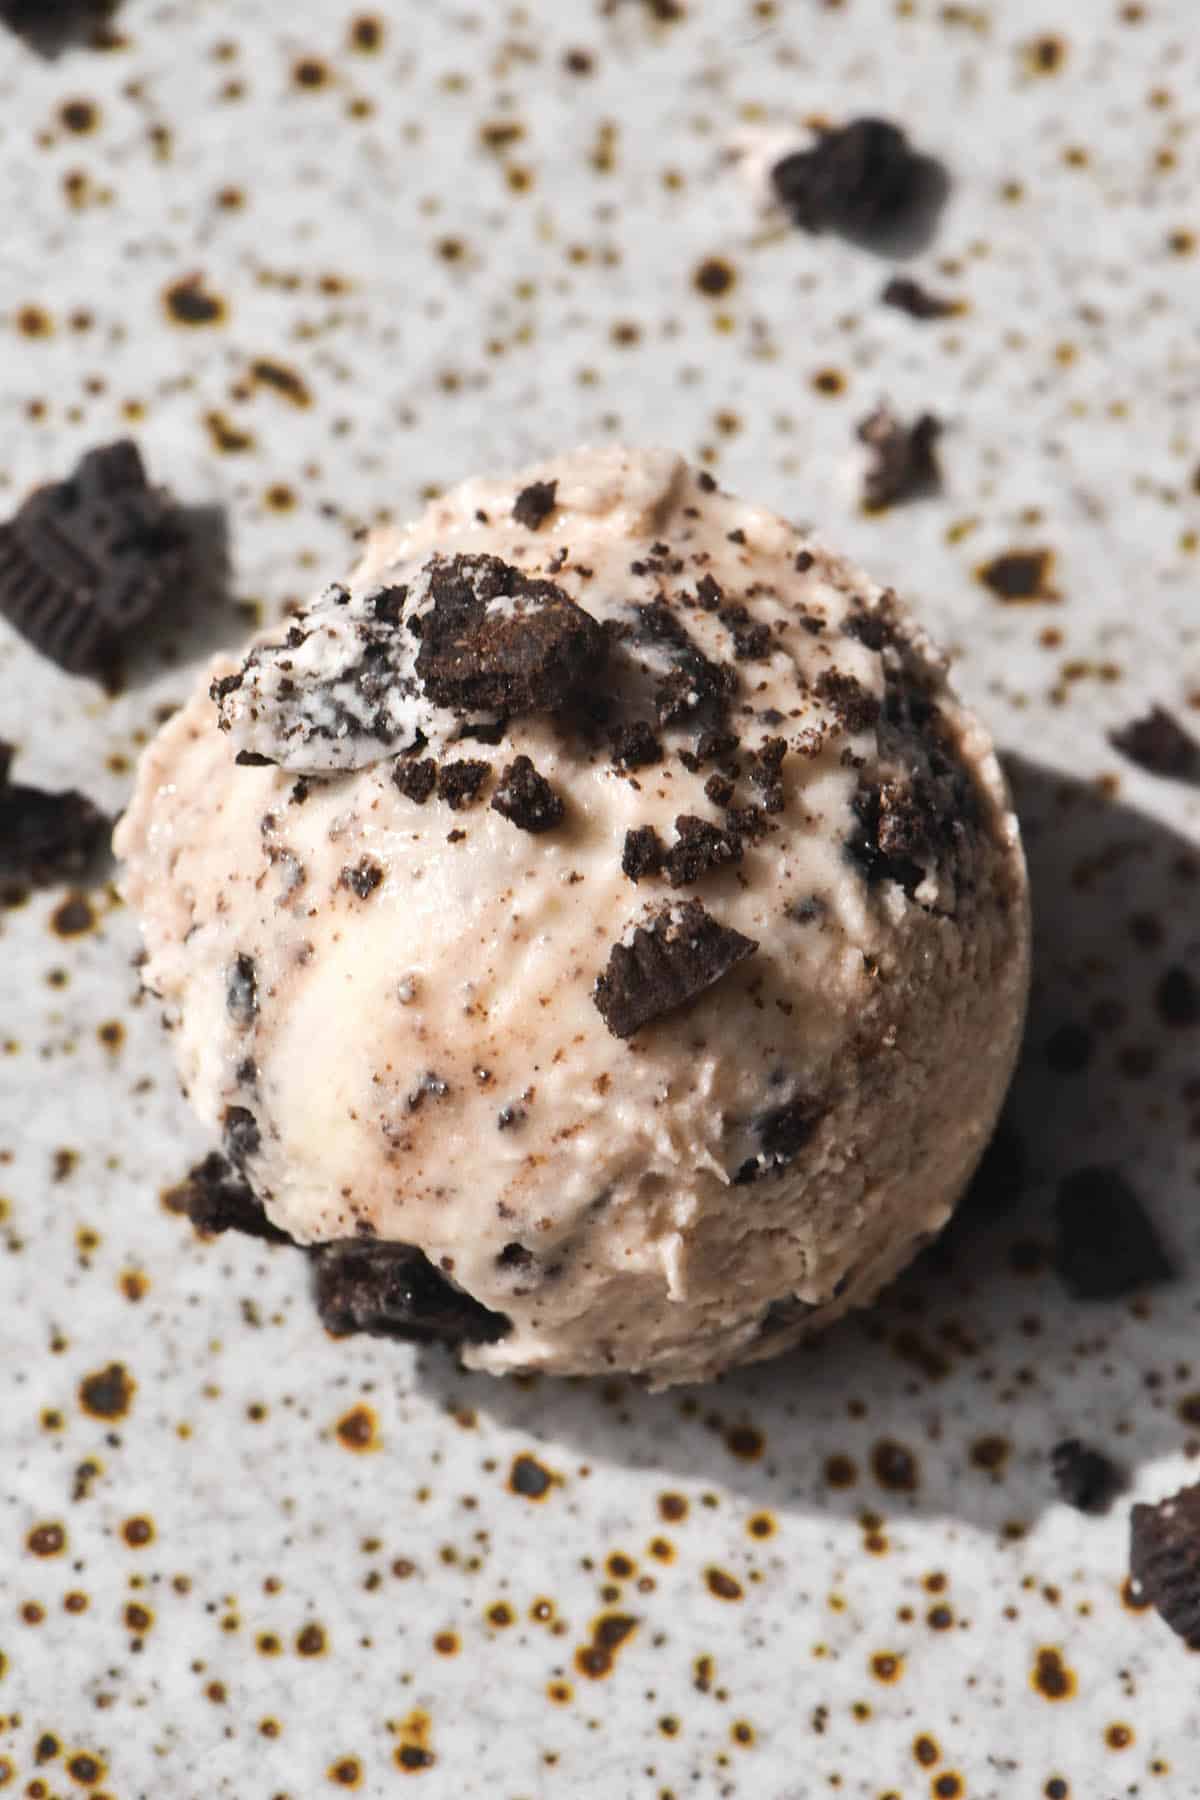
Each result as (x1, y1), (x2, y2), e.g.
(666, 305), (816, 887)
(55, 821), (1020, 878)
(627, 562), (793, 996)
(511, 479), (558, 532)
(594, 899), (758, 1040)
(1129, 1484), (1200, 1649)
(491, 755), (565, 833)
(117, 447), (1029, 1384)
(339, 857), (384, 899)
(312, 1239), (510, 1346)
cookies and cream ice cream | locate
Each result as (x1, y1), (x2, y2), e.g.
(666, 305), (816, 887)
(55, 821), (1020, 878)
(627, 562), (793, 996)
(116, 446), (1029, 1386)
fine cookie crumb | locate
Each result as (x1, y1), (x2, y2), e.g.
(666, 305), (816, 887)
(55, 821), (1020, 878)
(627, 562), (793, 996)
(511, 479), (558, 532)
(771, 117), (925, 237)
(436, 759), (490, 810)
(880, 275), (960, 321)
(394, 757), (437, 804)
(0, 744), (109, 888)
(858, 405), (942, 510)
(622, 825), (666, 882)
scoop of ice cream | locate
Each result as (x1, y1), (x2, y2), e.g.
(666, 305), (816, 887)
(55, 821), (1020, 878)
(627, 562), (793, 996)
(115, 446), (1029, 1386)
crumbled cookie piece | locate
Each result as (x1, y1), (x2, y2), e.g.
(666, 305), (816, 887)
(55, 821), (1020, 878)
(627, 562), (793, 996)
(436, 759), (490, 810)
(748, 737), (787, 813)
(734, 1095), (825, 1184)
(814, 669), (881, 733)
(0, 744), (109, 888)
(311, 1239), (511, 1346)
(634, 598), (738, 728)
(594, 899), (757, 1039)
(718, 603), (773, 661)
(393, 756), (437, 804)
(414, 553), (606, 715)
(1109, 707), (1199, 781)
(610, 720), (663, 769)
(0, 440), (188, 677)
(511, 479), (558, 532)
(165, 1150), (291, 1244)
(1051, 1439), (1122, 1514)
(1129, 1483), (1200, 1649)
(858, 405), (942, 510)
(880, 275), (959, 321)
(1054, 1165), (1173, 1300)
(491, 754), (565, 833)
(340, 857), (384, 898)
(771, 118), (925, 237)
(622, 825), (666, 882)
(666, 814), (744, 885)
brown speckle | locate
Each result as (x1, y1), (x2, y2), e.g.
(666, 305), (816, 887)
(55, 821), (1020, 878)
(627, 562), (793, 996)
(694, 257), (737, 298)
(509, 1452), (554, 1499)
(79, 1362), (135, 1420)
(122, 1515), (155, 1548)
(1032, 1646), (1076, 1700)
(336, 1404), (380, 1452)
(977, 548), (1057, 602)
(27, 1521), (66, 1557)
(164, 274), (227, 327)
(705, 1567), (743, 1601)
(51, 893), (96, 938)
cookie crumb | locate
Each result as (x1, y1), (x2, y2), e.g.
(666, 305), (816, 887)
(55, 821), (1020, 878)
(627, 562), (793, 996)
(491, 754), (565, 833)
(594, 899), (757, 1039)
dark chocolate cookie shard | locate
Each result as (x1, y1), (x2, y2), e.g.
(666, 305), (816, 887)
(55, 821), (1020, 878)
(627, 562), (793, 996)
(226, 953), (258, 1025)
(1054, 1165), (1173, 1300)
(491, 754), (565, 833)
(0, 440), (187, 677)
(880, 275), (959, 321)
(0, 744), (109, 887)
(166, 1151), (291, 1244)
(1050, 1439), (1122, 1514)
(858, 405), (941, 510)
(393, 756), (437, 804)
(771, 118), (923, 237)
(339, 857), (384, 898)
(1129, 1483), (1200, 1648)
(1109, 707), (1200, 782)
(412, 553), (605, 715)
(593, 899), (758, 1039)
(511, 479), (558, 532)
(311, 1239), (511, 1347)
(814, 670), (881, 734)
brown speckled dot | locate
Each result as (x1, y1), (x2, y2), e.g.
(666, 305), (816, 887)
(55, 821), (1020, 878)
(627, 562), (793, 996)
(121, 1516), (154, 1549)
(78, 1362), (135, 1420)
(335, 1405), (379, 1452)
(163, 275), (227, 327)
(1032, 1648), (1077, 1701)
(27, 1522), (66, 1558)
(326, 1756), (361, 1787)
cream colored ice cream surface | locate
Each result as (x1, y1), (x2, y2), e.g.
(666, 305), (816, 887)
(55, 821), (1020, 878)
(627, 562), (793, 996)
(115, 447), (1029, 1386)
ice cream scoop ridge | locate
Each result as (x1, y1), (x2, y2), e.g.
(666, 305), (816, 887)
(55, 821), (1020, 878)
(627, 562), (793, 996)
(116, 446), (1029, 1385)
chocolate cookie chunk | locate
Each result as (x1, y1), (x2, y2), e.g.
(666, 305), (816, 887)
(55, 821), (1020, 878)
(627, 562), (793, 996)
(665, 814), (743, 885)
(0, 440), (187, 677)
(1051, 1439), (1122, 1514)
(1129, 1483), (1200, 1648)
(393, 756), (437, 804)
(622, 825), (666, 882)
(413, 553), (605, 715)
(858, 406), (942, 510)
(0, 744), (109, 887)
(491, 754), (565, 833)
(1054, 1165), (1173, 1300)
(167, 1151), (291, 1244)
(594, 899), (758, 1039)
(226, 953), (258, 1025)
(771, 118), (924, 237)
(511, 479), (558, 532)
(339, 857), (384, 898)
(436, 759), (490, 810)
(814, 670), (881, 734)
(1109, 707), (1199, 781)
(311, 1239), (511, 1346)
(610, 720), (663, 769)
(634, 599), (738, 728)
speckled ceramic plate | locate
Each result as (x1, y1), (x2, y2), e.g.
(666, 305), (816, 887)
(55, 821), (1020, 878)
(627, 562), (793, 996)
(2, 2), (1199, 1795)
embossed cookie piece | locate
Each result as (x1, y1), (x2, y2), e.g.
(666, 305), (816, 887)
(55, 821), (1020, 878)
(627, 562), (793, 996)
(594, 899), (758, 1039)
(1129, 1483), (1200, 1648)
